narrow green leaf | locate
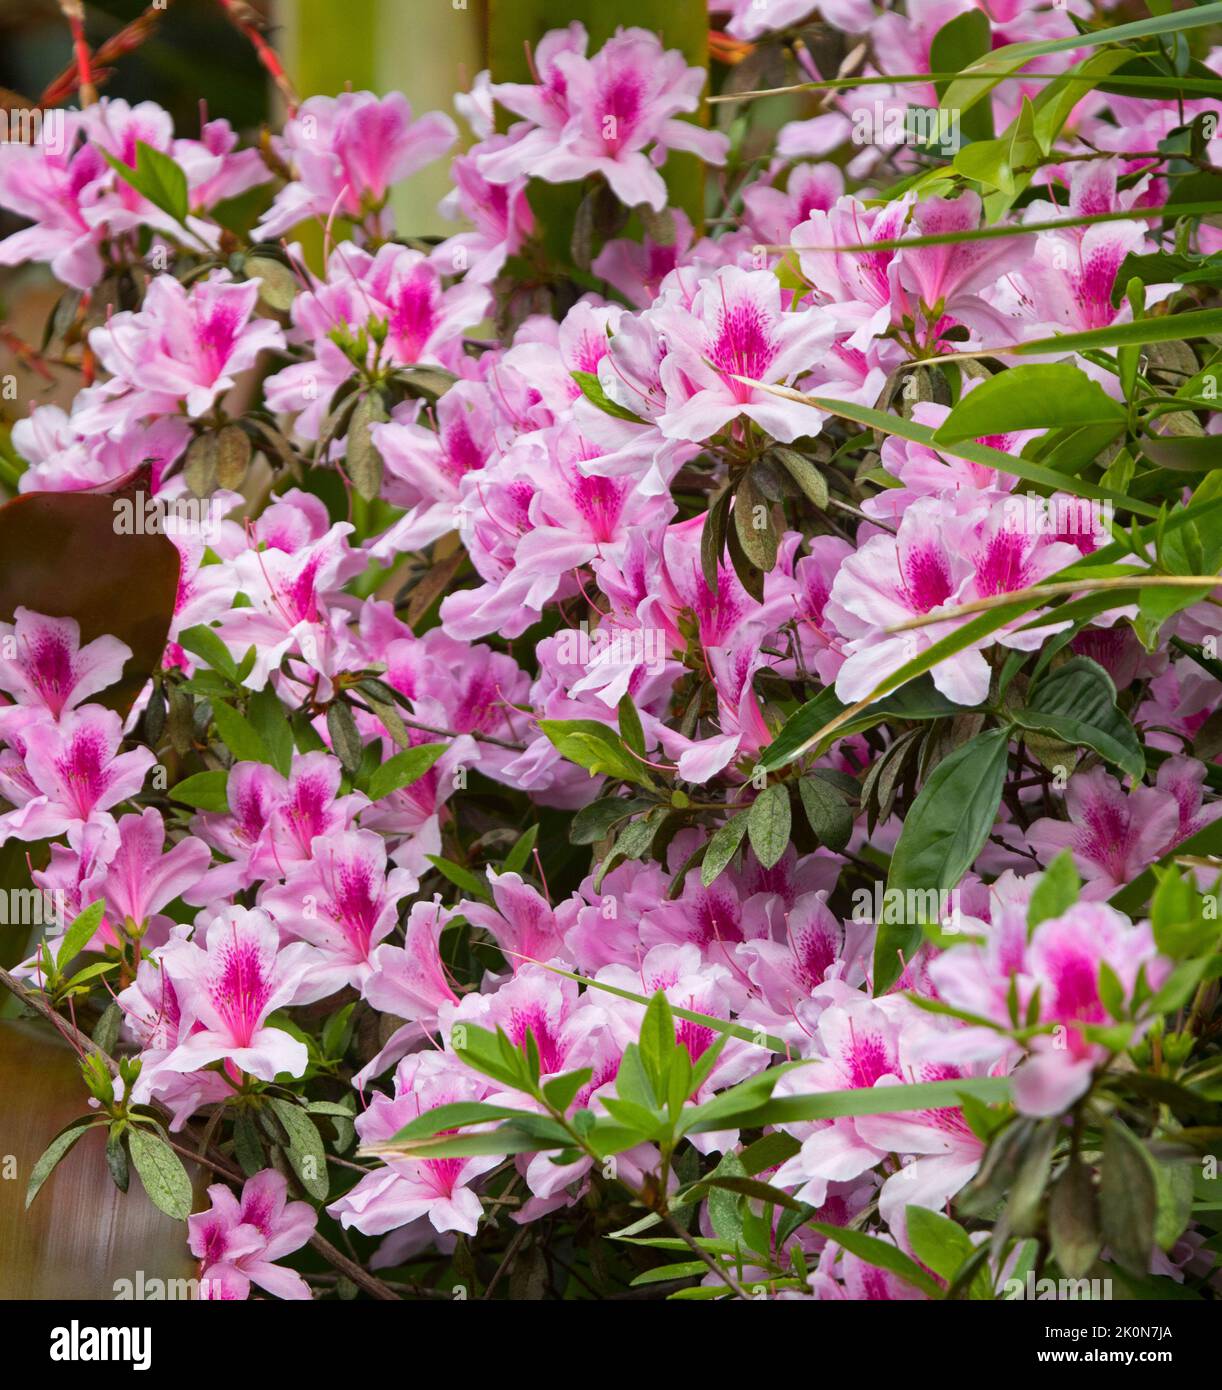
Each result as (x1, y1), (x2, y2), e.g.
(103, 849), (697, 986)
(25, 1119), (96, 1208)
(55, 901), (105, 970)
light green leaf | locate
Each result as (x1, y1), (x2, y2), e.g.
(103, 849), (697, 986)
(366, 744), (446, 802)
(933, 365), (1125, 442)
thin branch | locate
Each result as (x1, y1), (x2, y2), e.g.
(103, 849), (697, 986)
(55, 0), (96, 107)
(214, 0), (299, 114)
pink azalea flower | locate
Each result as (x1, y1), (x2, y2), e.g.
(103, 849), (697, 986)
(369, 382), (497, 557)
(436, 145), (534, 284)
(1027, 766), (1184, 899)
(892, 190), (1035, 346)
(117, 948), (232, 1129)
(931, 899), (1171, 1115)
(358, 898), (460, 1081)
(12, 408), (191, 495)
(255, 91), (457, 242)
(189, 1170), (316, 1301)
(0, 608), (130, 726)
(0, 705), (154, 845)
(485, 28), (727, 212)
(460, 869), (579, 971)
(0, 110), (108, 288)
(214, 522), (365, 694)
(591, 209), (721, 309)
(743, 163), (845, 248)
(654, 266), (833, 443)
(80, 273), (285, 429)
(261, 829), (418, 993)
(329, 1050), (501, 1238)
(102, 808), (211, 934)
(828, 496), (1080, 705)
(159, 906), (324, 1081)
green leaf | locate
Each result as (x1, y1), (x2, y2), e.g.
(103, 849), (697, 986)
(326, 700), (364, 777)
(502, 824), (539, 874)
(684, 1074), (1011, 1136)
(212, 700), (273, 765)
(702, 486), (733, 592)
(1151, 1155), (1194, 1253)
(940, 4), (1222, 123)
(933, 365), (1125, 443)
(1048, 1156), (1102, 1280)
(701, 811), (750, 887)
(268, 1098), (329, 1202)
(126, 1125), (194, 1221)
(247, 687), (295, 777)
(383, 1100), (537, 1146)
(366, 744), (446, 802)
(806, 1222), (942, 1297)
(572, 370), (645, 423)
(905, 1207), (982, 1291)
(451, 1022), (533, 1091)
(879, 728), (1009, 993)
(346, 392), (388, 503)
(233, 1111), (265, 1176)
(105, 1128), (131, 1194)
(1010, 308), (1222, 359)
(929, 9), (993, 141)
(798, 775), (853, 853)
(55, 901), (105, 970)
(426, 855), (490, 900)
(1149, 866), (1216, 960)
(759, 677), (966, 772)
(538, 719), (652, 788)
(803, 393), (1157, 518)
(1026, 850), (1080, 934)
(734, 473), (778, 573)
(757, 687), (845, 773)
(1100, 1119), (1157, 1277)
(169, 769), (230, 813)
(1011, 656), (1144, 780)
(617, 695), (647, 758)
(771, 447), (829, 510)
(570, 796), (653, 846)
(542, 1067), (594, 1114)
(101, 140), (190, 225)
(25, 1118), (96, 1208)
(747, 783), (791, 870)
(639, 990), (676, 1103)
(177, 624), (238, 682)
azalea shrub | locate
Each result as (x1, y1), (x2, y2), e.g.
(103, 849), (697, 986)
(2, 0), (1222, 1305)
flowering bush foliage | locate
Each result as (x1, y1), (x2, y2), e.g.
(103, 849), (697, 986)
(3, 0), (1222, 1304)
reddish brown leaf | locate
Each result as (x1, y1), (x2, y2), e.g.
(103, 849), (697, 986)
(0, 492), (180, 716)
